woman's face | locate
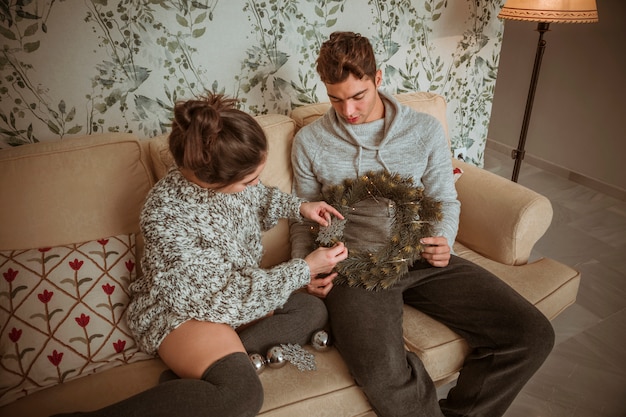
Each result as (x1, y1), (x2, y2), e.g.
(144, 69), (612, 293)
(217, 161), (266, 194)
(181, 160), (266, 194)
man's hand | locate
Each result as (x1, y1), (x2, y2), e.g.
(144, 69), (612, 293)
(420, 236), (451, 267)
(300, 201), (344, 227)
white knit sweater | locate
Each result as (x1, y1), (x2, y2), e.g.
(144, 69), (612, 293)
(127, 168), (310, 355)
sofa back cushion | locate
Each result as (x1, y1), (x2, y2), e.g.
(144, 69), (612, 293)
(0, 133), (154, 250)
(290, 91), (449, 142)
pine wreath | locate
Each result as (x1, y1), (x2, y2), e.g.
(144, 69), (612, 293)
(316, 170), (442, 291)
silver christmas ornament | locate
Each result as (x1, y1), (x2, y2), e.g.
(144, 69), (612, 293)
(310, 329), (331, 351)
(248, 353), (266, 374)
(266, 346), (287, 368)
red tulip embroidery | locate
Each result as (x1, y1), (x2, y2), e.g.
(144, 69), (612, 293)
(3, 268), (18, 282)
(73, 313), (102, 358)
(102, 283), (115, 295)
(125, 259), (135, 273)
(113, 339), (126, 353)
(38, 289), (53, 303)
(7, 327), (30, 377)
(48, 350), (63, 366)
(47, 350), (66, 382)
(113, 339), (129, 361)
(69, 259), (84, 271)
(75, 313), (90, 328)
(34, 289), (61, 332)
(101, 282), (122, 322)
(9, 327), (22, 343)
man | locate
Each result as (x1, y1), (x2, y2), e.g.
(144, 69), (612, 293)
(289, 31), (554, 417)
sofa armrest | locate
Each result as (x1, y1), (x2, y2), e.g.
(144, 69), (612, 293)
(452, 159), (553, 266)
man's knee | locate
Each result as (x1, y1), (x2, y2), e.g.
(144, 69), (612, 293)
(526, 313), (555, 360)
(505, 308), (555, 371)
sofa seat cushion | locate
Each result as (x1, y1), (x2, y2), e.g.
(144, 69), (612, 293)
(401, 304), (470, 383)
(0, 234), (152, 406)
(0, 348), (373, 417)
(0, 358), (168, 417)
(399, 241), (581, 384)
(258, 347), (372, 416)
(454, 242), (581, 320)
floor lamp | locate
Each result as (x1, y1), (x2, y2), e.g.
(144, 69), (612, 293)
(498, 0), (598, 182)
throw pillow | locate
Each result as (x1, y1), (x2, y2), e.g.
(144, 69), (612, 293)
(0, 234), (152, 406)
(453, 166), (463, 182)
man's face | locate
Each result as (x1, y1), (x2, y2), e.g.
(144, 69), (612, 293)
(324, 70), (384, 125)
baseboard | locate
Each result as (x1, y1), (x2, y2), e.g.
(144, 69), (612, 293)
(486, 139), (626, 202)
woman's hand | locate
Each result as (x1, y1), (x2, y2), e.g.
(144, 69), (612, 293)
(306, 273), (337, 298)
(300, 201), (344, 227)
(304, 242), (348, 298)
(420, 236), (451, 267)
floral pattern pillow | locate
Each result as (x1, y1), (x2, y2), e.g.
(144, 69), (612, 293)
(0, 234), (152, 406)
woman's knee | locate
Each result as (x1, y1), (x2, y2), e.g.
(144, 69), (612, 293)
(226, 374), (264, 416)
(201, 352), (264, 416)
(302, 292), (328, 329)
(285, 291), (328, 329)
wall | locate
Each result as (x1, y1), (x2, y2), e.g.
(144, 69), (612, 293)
(0, 0), (505, 166)
(488, 0), (625, 197)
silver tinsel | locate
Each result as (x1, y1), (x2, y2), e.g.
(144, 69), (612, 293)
(278, 343), (317, 371)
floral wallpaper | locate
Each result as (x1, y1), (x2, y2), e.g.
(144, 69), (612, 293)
(0, 0), (504, 166)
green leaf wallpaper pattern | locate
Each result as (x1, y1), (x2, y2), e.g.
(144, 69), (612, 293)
(0, 0), (504, 166)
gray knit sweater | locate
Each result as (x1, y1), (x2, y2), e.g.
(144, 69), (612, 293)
(127, 168), (310, 355)
(290, 91), (460, 259)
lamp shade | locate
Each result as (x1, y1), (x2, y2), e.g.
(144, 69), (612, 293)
(499, 0), (598, 23)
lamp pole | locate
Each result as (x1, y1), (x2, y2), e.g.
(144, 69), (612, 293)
(511, 21), (550, 182)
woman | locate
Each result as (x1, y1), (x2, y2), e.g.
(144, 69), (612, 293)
(54, 93), (347, 417)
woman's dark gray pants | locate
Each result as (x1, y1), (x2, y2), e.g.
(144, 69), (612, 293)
(324, 255), (555, 417)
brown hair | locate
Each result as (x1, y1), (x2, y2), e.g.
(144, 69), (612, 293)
(168, 93), (267, 187)
(316, 31), (377, 84)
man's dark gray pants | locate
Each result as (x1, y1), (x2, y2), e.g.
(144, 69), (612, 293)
(325, 255), (555, 417)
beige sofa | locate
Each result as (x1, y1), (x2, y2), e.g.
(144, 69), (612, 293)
(0, 92), (580, 417)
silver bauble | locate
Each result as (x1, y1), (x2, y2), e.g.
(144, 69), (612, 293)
(310, 329), (331, 351)
(249, 353), (266, 374)
(266, 346), (287, 368)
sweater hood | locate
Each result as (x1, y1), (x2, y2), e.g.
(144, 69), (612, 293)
(320, 90), (406, 175)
